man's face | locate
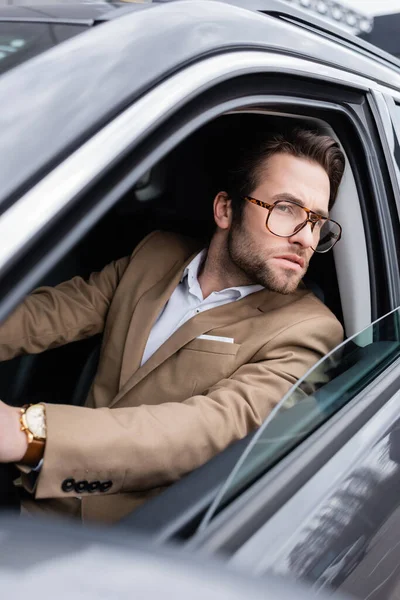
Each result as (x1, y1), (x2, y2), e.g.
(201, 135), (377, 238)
(227, 153), (331, 294)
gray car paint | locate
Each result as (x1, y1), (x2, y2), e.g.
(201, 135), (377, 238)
(0, 515), (352, 600)
(229, 388), (400, 599)
(0, 0), (400, 206)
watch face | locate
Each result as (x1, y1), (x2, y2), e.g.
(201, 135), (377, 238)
(25, 405), (46, 439)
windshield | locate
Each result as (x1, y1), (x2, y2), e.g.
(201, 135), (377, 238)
(198, 306), (400, 530)
(0, 22), (86, 76)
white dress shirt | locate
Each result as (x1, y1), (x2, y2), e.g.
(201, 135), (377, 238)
(141, 250), (264, 366)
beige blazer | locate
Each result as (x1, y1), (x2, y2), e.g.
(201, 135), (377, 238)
(0, 231), (343, 523)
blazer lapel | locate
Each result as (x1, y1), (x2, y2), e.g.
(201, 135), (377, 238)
(119, 257), (193, 390)
(111, 293), (262, 407)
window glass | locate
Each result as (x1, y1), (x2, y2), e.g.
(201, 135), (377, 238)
(0, 23), (86, 76)
(200, 306), (400, 529)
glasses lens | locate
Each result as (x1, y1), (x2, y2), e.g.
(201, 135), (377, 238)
(268, 201), (307, 236)
(267, 201), (341, 253)
(314, 220), (341, 253)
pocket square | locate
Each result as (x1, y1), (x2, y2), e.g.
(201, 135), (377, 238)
(197, 334), (234, 343)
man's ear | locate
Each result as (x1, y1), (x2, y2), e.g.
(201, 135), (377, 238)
(213, 191), (232, 231)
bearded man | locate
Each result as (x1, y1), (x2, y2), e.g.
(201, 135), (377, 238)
(0, 127), (345, 523)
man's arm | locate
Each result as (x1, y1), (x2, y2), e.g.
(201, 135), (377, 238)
(0, 255), (131, 466)
(23, 314), (343, 500)
(0, 256), (129, 362)
(0, 402), (28, 462)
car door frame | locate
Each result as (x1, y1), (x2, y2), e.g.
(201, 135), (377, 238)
(0, 49), (399, 548)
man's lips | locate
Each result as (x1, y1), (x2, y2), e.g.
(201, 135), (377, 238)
(273, 254), (305, 269)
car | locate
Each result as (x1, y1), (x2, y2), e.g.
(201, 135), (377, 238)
(0, 1), (152, 76)
(1, 0), (400, 598)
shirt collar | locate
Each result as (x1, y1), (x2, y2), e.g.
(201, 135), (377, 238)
(182, 249), (207, 285)
(181, 250), (264, 300)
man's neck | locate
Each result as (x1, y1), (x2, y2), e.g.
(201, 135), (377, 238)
(197, 236), (254, 299)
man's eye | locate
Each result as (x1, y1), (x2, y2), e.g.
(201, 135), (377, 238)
(275, 203), (292, 214)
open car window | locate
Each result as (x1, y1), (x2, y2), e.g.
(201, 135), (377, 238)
(199, 305), (400, 530)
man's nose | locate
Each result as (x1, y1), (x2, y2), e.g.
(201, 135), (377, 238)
(288, 221), (315, 249)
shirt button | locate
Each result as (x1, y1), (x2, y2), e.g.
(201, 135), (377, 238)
(196, 309), (200, 313)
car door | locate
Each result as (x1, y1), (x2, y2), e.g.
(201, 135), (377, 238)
(116, 71), (400, 545)
(188, 307), (400, 600)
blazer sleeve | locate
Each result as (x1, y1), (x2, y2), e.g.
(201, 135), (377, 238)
(0, 257), (130, 361)
(33, 314), (343, 500)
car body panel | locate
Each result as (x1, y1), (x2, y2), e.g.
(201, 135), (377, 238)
(228, 376), (400, 599)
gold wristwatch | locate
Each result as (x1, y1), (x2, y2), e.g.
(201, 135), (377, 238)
(19, 403), (46, 467)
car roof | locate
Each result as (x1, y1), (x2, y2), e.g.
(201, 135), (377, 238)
(0, 0), (398, 71)
(1, 0), (400, 206)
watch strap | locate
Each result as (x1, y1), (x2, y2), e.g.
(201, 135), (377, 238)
(20, 437), (45, 468)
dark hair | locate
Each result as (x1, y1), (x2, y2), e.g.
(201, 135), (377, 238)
(224, 127), (345, 221)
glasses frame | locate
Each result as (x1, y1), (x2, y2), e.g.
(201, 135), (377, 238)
(244, 196), (342, 253)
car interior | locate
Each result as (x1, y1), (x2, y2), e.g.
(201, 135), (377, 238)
(0, 110), (396, 539)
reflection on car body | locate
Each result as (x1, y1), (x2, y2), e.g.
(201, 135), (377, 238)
(311, 536), (368, 591)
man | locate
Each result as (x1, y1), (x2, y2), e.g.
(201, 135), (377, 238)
(0, 127), (345, 523)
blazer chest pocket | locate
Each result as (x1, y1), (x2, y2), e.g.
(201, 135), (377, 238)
(180, 338), (240, 396)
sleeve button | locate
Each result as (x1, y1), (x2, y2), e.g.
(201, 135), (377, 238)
(74, 480), (89, 493)
(99, 480), (113, 493)
(61, 478), (76, 493)
(88, 481), (100, 493)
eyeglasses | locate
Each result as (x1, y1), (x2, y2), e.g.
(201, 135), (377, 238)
(244, 196), (342, 253)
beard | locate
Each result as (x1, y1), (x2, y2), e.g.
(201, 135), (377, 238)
(227, 219), (309, 295)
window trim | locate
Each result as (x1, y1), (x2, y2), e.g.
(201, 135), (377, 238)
(0, 92), (377, 329)
(366, 91), (400, 306)
(382, 93), (400, 198)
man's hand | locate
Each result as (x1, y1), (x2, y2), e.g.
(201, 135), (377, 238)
(0, 401), (27, 463)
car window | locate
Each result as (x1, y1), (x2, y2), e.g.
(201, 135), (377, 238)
(199, 306), (400, 529)
(0, 22), (87, 76)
